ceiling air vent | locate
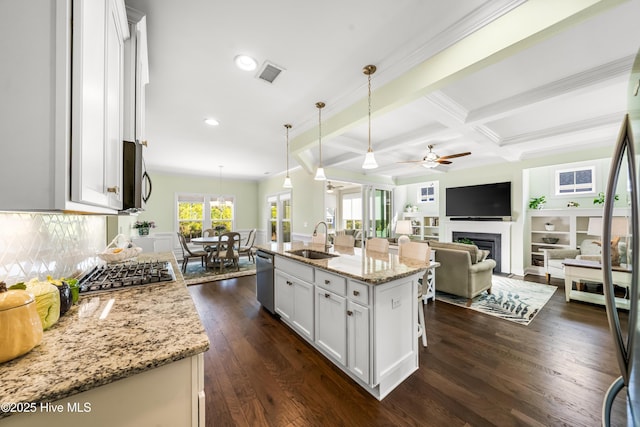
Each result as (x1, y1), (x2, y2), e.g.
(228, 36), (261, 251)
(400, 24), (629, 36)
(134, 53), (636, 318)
(256, 61), (285, 84)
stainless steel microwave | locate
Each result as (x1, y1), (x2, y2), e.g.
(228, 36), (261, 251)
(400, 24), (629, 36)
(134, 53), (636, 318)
(122, 140), (151, 212)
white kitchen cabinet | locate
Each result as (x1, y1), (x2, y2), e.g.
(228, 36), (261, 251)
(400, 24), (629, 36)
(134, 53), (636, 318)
(123, 7), (149, 143)
(347, 300), (370, 383)
(272, 253), (419, 400)
(274, 269), (314, 340)
(0, 353), (205, 427)
(0, 0), (128, 213)
(315, 288), (347, 365)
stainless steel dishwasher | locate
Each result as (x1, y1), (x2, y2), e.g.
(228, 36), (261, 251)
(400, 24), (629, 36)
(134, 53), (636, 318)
(256, 250), (275, 314)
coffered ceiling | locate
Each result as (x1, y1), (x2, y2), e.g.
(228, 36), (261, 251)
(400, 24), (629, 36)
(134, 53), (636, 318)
(126, 0), (640, 182)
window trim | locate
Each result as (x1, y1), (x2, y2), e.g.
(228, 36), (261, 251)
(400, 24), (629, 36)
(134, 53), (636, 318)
(554, 166), (596, 196)
(176, 192), (235, 240)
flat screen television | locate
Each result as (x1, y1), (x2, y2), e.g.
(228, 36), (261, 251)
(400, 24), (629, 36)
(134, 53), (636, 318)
(445, 181), (511, 218)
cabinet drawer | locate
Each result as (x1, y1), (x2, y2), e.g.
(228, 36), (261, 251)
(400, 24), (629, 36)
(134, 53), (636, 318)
(348, 280), (370, 306)
(316, 270), (346, 296)
(275, 256), (314, 283)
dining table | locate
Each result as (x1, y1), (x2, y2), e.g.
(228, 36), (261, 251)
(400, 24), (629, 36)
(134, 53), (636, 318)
(191, 235), (235, 269)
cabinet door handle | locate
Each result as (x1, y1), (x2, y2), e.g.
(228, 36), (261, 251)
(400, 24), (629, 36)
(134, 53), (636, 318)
(324, 279), (331, 285)
(286, 280), (293, 286)
(107, 186), (119, 194)
(353, 290), (360, 296)
(347, 310), (353, 316)
(324, 293), (331, 298)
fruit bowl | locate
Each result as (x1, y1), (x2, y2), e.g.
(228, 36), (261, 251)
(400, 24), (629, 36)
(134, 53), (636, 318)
(542, 237), (559, 244)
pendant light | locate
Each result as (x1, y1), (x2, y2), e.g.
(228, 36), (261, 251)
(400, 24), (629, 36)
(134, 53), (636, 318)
(283, 124), (293, 188)
(362, 64), (378, 169)
(217, 165), (225, 205)
(314, 102), (327, 181)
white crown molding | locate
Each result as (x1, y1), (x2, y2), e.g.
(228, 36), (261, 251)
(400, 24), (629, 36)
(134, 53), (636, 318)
(501, 111), (625, 145)
(466, 55), (635, 123)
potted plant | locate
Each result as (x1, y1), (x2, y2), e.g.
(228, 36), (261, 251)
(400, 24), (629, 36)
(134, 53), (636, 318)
(133, 220), (156, 236)
(593, 192), (619, 205)
(529, 196), (546, 210)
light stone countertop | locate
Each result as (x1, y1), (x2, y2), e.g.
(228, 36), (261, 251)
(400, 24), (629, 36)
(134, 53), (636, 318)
(0, 252), (210, 418)
(255, 242), (437, 284)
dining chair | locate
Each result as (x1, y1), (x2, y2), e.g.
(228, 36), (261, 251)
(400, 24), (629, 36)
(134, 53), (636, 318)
(211, 232), (241, 273)
(239, 228), (257, 262)
(202, 228), (215, 238)
(366, 237), (389, 253)
(176, 232), (208, 273)
(334, 234), (355, 247)
(398, 241), (431, 347)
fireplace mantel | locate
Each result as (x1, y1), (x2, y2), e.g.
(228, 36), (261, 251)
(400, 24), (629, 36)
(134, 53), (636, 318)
(443, 220), (512, 274)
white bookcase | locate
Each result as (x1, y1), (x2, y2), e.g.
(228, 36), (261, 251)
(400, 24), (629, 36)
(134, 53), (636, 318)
(526, 208), (629, 276)
(402, 213), (440, 241)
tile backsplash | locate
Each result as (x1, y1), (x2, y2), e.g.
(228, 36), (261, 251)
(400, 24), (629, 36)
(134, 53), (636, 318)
(0, 213), (106, 284)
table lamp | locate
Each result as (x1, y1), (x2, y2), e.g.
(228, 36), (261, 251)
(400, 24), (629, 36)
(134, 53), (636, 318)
(395, 220), (413, 245)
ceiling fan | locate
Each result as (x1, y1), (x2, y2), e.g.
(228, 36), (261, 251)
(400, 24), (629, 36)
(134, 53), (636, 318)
(326, 181), (344, 193)
(399, 144), (471, 168)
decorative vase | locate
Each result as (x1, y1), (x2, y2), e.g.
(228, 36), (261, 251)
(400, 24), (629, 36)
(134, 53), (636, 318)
(138, 227), (150, 236)
(544, 224), (555, 231)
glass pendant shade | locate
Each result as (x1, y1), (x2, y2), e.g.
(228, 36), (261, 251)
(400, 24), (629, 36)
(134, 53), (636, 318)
(283, 176), (292, 188)
(362, 150), (378, 169)
(314, 167), (326, 181)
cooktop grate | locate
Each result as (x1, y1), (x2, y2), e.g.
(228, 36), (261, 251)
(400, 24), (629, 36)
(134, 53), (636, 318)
(78, 260), (175, 294)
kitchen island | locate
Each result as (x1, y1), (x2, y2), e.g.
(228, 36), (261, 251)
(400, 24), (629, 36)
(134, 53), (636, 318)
(256, 242), (434, 400)
(0, 252), (210, 427)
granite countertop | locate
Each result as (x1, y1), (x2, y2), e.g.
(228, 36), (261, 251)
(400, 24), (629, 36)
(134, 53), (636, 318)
(0, 252), (210, 418)
(255, 242), (437, 285)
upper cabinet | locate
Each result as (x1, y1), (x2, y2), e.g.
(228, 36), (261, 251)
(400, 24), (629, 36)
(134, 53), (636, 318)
(123, 7), (149, 144)
(0, 0), (129, 213)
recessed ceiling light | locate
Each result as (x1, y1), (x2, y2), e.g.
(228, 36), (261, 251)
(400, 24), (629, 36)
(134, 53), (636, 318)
(204, 118), (219, 126)
(234, 54), (258, 71)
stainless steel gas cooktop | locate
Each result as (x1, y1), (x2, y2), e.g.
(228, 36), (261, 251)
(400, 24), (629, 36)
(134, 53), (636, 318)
(78, 260), (175, 294)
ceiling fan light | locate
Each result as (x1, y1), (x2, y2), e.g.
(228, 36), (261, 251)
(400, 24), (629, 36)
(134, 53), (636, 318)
(362, 150), (378, 169)
(422, 162), (438, 169)
(283, 176), (292, 188)
(314, 167), (326, 181)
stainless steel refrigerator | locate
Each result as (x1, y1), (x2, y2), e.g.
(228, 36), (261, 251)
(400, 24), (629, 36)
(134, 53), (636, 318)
(601, 48), (640, 426)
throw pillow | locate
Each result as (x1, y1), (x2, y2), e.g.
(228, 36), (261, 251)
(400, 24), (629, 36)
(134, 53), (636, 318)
(478, 249), (490, 262)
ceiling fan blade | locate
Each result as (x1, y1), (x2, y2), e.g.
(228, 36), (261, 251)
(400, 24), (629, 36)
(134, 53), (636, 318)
(438, 151), (471, 160)
(436, 159), (452, 165)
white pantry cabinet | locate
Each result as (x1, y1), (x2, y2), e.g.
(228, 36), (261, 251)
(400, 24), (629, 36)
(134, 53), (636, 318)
(0, 0), (129, 213)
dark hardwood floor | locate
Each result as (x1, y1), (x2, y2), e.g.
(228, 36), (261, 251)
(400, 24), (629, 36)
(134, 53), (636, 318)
(188, 274), (630, 426)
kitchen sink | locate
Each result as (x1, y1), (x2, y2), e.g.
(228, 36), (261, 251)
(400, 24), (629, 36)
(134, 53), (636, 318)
(287, 249), (338, 260)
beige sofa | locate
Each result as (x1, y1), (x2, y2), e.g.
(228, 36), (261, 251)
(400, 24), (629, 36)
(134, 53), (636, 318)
(428, 241), (497, 305)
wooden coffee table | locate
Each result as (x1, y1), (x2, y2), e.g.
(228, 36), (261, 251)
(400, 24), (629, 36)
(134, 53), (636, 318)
(562, 258), (631, 309)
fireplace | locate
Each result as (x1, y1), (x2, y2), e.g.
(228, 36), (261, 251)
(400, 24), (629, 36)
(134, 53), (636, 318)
(444, 220), (512, 274)
(452, 231), (501, 273)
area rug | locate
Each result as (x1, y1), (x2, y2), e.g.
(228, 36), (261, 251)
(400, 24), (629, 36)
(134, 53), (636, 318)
(435, 276), (557, 326)
(181, 259), (256, 286)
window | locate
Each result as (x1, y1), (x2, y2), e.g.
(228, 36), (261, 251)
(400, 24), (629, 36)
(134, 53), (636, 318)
(555, 166), (595, 195)
(177, 193), (235, 241)
(418, 181), (437, 203)
(268, 192), (291, 243)
(342, 192), (362, 230)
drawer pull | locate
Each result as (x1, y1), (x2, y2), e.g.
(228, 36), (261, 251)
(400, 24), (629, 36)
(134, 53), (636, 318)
(107, 186), (119, 194)
(324, 293), (331, 298)
(324, 279), (331, 285)
(286, 280), (293, 286)
(353, 290), (360, 296)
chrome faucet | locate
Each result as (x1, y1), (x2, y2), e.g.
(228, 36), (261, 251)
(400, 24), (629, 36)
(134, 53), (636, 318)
(312, 221), (329, 250)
